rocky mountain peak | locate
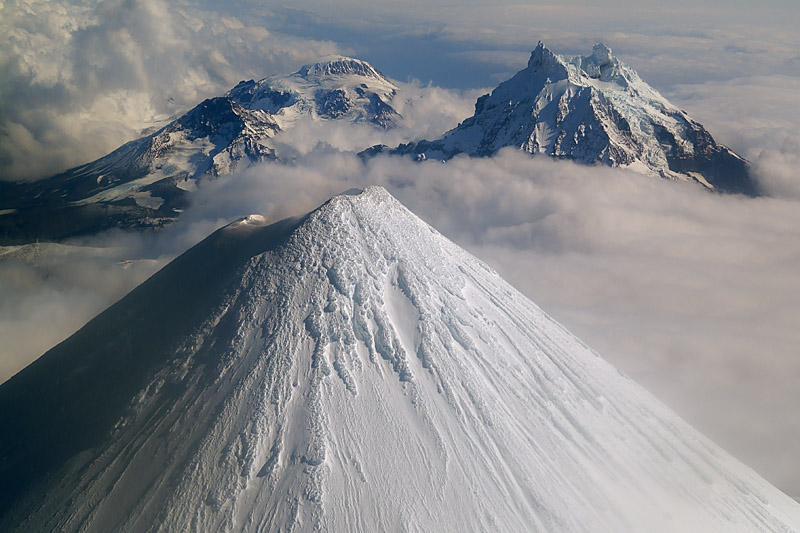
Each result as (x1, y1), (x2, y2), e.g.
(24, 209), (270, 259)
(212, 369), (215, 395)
(388, 42), (759, 196)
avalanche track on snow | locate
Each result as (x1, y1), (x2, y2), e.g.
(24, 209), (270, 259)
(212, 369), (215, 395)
(1, 187), (798, 532)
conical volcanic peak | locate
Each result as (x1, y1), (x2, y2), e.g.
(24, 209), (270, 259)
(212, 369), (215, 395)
(391, 42), (758, 196)
(2, 187), (799, 531)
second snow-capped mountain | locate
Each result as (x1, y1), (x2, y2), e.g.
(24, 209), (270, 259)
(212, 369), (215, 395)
(391, 42), (757, 195)
(0, 57), (400, 244)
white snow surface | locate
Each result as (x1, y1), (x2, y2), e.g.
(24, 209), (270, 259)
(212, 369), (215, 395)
(3, 187), (800, 532)
(228, 56), (400, 130)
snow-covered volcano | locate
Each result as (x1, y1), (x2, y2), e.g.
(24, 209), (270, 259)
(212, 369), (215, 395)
(228, 55), (400, 130)
(391, 42), (757, 195)
(0, 57), (399, 245)
(1, 187), (798, 531)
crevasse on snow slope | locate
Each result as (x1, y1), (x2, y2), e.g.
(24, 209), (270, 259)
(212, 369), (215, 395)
(1, 188), (798, 532)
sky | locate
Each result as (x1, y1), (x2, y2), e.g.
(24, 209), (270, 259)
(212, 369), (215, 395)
(1, 0), (800, 500)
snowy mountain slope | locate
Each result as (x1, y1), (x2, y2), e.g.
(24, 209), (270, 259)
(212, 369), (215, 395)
(390, 43), (758, 195)
(228, 55), (400, 130)
(1, 187), (798, 531)
(0, 57), (399, 245)
(0, 97), (279, 244)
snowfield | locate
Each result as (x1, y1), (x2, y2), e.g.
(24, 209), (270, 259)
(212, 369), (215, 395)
(1, 187), (798, 531)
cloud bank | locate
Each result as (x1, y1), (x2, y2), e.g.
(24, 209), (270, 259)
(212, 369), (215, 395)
(0, 241), (164, 380)
(268, 82), (483, 158)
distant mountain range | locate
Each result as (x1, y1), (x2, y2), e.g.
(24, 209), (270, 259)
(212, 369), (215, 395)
(0, 45), (758, 245)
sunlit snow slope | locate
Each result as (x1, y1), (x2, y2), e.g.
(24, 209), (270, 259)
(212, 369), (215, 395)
(228, 55), (400, 130)
(1, 188), (798, 532)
